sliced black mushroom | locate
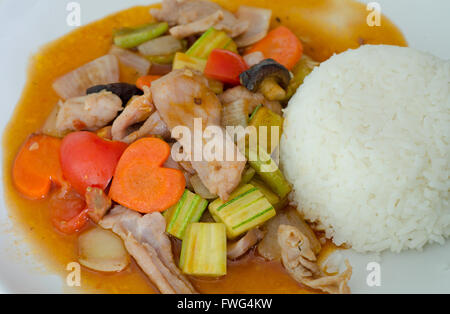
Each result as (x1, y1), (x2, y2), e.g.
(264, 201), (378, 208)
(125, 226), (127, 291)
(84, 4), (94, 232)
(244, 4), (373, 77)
(239, 59), (291, 101)
(87, 83), (143, 105)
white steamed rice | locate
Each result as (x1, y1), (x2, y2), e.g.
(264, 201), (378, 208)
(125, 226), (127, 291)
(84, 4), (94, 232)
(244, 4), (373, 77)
(281, 45), (449, 253)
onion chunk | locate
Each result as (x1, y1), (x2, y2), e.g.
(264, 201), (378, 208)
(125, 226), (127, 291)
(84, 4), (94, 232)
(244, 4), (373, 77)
(78, 227), (130, 272)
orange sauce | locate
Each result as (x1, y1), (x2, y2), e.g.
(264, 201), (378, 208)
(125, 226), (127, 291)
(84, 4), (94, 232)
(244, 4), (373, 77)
(2, 1), (406, 294)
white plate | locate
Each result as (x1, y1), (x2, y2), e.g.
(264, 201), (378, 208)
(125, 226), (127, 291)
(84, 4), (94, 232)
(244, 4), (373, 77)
(0, 0), (449, 294)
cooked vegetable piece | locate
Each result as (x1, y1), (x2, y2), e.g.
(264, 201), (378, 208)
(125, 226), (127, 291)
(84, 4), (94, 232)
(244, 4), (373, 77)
(204, 49), (249, 85)
(179, 223), (227, 277)
(42, 105), (66, 138)
(240, 166), (256, 185)
(248, 104), (262, 122)
(173, 52), (207, 72)
(186, 28), (237, 59)
(110, 138), (186, 213)
(78, 227), (130, 272)
(53, 55), (119, 99)
(85, 187), (112, 223)
(86, 83), (143, 105)
(138, 35), (184, 56)
(258, 207), (321, 260)
(114, 22), (169, 49)
(248, 105), (284, 153)
(164, 189), (209, 239)
(190, 174), (218, 200)
(145, 53), (176, 64)
(240, 59), (291, 101)
(246, 26), (303, 70)
(209, 184), (276, 239)
(49, 189), (89, 234)
(60, 132), (128, 195)
(13, 135), (63, 199)
(207, 78), (224, 94)
(243, 51), (265, 67)
(136, 75), (162, 90)
(249, 178), (280, 207)
(222, 99), (250, 127)
(284, 55), (319, 101)
(96, 126), (112, 140)
(227, 228), (265, 260)
(245, 148), (291, 199)
(235, 6), (272, 48)
(109, 45), (151, 77)
(149, 63), (173, 76)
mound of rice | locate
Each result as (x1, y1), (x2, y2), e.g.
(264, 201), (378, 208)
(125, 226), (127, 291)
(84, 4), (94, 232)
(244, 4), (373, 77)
(281, 45), (449, 253)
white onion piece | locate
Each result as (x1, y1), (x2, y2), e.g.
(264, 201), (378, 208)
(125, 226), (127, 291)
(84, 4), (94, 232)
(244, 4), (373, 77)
(227, 228), (265, 260)
(244, 51), (265, 67)
(109, 46), (151, 77)
(78, 227), (130, 272)
(42, 103), (66, 138)
(53, 55), (119, 99)
(235, 6), (272, 47)
(222, 99), (249, 128)
(138, 35), (183, 56)
(190, 174), (217, 200)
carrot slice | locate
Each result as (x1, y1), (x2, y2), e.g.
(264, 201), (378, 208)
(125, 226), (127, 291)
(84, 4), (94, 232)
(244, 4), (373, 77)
(12, 134), (63, 199)
(136, 75), (161, 90)
(110, 138), (185, 213)
(246, 26), (303, 70)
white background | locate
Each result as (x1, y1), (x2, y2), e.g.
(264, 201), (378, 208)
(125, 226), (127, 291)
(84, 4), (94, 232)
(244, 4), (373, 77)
(0, 0), (448, 293)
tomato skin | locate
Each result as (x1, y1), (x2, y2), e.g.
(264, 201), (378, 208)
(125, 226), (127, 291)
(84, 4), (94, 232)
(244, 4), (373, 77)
(60, 132), (128, 195)
(49, 189), (89, 234)
(204, 49), (249, 85)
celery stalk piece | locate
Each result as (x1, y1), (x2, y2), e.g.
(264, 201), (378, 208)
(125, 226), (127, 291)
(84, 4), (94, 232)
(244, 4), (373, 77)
(249, 178), (280, 206)
(284, 55), (319, 101)
(179, 223), (227, 277)
(173, 52), (207, 72)
(209, 184), (276, 239)
(186, 27), (237, 59)
(113, 22), (169, 49)
(145, 54), (176, 65)
(172, 53), (223, 94)
(246, 148), (292, 200)
(248, 106), (284, 154)
(164, 190), (208, 240)
(240, 167), (256, 185)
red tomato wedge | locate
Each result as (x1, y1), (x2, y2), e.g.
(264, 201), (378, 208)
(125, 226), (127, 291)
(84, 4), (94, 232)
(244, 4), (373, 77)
(60, 132), (128, 195)
(204, 49), (249, 85)
(50, 189), (89, 234)
(246, 26), (303, 70)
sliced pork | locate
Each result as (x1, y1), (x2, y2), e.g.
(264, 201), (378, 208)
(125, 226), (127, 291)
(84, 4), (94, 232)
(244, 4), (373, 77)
(151, 0), (249, 38)
(55, 91), (122, 133)
(219, 86), (283, 116)
(278, 225), (352, 294)
(111, 87), (154, 142)
(99, 206), (197, 294)
(151, 69), (246, 200)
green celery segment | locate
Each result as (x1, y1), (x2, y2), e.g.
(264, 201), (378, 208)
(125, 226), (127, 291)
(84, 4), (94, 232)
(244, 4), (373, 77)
(179, 223), (227, 277)
(164, 189), (208, 240)
(248, 106), (284, 154)
(209, 184), (276, 239)
(186, 28), (237, 59)
(113, 22), (169, 49)
(246, 147), (292, 200)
